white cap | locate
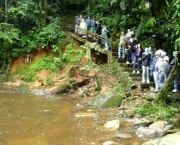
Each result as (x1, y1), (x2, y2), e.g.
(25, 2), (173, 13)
(145, 47), (149, 52)
(155, 50), (161, 56)
(164, 56), (169, 61)
(161, 51), (166, 57)
(173, 51), (178, 55)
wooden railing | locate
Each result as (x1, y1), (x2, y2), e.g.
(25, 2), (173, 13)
(61, 23), (117, 53)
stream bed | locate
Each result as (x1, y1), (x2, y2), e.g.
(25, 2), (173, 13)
(0, 91), (147, 145)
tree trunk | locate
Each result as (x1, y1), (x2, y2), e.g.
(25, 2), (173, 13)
(4, 0), (7, 22)
(154, 60), (179, 105)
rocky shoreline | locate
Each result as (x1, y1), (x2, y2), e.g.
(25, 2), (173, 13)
(0, 63), (180, 145)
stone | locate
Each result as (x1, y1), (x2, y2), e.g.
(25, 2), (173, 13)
(104, 119), (120, 131)
(149, 120), (166, 134)
(74, 112), (98, 118)
(119, 110), (135, 118)
(145, 93), (156, 101)
(89, 91), (124, 109)
(39, 110), (53, 114)
(133, 118), (152, 126)
(114, 132), (133, 139)
(142, 132), (180, 145)
(102, 140), (118, 145)
(136, 126), (157, 138)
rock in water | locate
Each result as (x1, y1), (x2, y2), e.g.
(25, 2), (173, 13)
(89, 91), (124, 109)
(102, 140), (118, 145)
(74, 112), (98, 118)
(104, 119), (120, 131)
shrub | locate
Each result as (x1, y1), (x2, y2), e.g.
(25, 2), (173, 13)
(30, 55), (62, 71)
(135, 103), (177, 120)
(62, 42), (84, 63)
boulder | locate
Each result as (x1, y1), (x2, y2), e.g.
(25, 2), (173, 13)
(142, 132), (180, 145)
(136, 126), (157, 138)
(149, 120), (166, 134)
(104, 119), (120, 131)
(89, 91), (124, 109)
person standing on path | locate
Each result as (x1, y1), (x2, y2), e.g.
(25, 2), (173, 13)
(170, 51), (179, 93)
(118, 31), (126, 59)
(158, 56), (170, 89)
(101, 25), (109, 50)
(153, 50), (164, 92)
(141, 47), (151, 83)
(95, 21), (102, 46)
(133, 43), (143, 74)
(79, 19), (87, 37)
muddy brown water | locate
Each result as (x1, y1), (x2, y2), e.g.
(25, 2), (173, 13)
(0, 91), (147, 145)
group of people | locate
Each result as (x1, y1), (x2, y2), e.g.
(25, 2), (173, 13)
(74, 15), (179, 93)
(74, 15), (110, 50)
(151, 50), (178, 93)
(118, 29), (179, 93)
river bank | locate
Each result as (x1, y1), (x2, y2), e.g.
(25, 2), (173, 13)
(0, 47), (180, 145)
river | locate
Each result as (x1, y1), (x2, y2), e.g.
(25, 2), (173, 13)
(0, 91), (147, 145)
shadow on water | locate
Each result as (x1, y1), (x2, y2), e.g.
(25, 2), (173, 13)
(0, 92), (146, 145)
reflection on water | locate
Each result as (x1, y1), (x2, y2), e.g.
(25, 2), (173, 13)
(0, 92), (146, 145)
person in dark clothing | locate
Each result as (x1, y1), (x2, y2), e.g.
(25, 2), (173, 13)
(131, 36), (138, 64)
(142, 47), (151, 83)
(86, 16), (91, 31)
(170, 51), (179, 93)
(133, 43), (143, 74)
(95, 21), (102, 45)
(126, 43), (132, 64)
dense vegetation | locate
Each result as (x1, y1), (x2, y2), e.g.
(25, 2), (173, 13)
(0, 0), (179, 118)
(0, 0), (86, 70)
(0, 0), (180, 75)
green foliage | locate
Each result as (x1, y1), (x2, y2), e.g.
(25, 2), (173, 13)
(14, 55), (62, 82)
(30, 55), (62, 71)
(19, 66), (36, 82)
(0, 23), (21, 58)
(21, 30), (38, 53)
(80, 62), (100, 73)
(86, 0), (175, 51)
(40, 76), (55, 86)
(108, 60), (133, 94)
(135, 103), (177, 120)
(62, 42), (84, 63)
(171, 0), (180, 51)
(109, 60), (121, 75)
(36, 22), (65, 49)
(0, 23), (20, 43)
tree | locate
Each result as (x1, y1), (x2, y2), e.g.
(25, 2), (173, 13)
(154, 0), (180, 104)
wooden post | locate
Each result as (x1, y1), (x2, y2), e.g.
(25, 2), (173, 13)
(86, 46), (91, 63)
(108, 51), (113, 64)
